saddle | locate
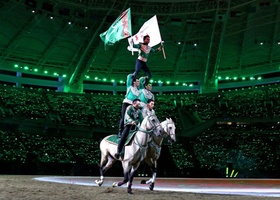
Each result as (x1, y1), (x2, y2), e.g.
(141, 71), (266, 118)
(106, 130), (137, 146)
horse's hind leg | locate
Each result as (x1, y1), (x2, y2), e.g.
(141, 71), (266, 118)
(95, 152), (115, 186)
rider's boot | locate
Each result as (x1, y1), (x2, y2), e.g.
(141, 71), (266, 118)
(115, 138), (124, 159)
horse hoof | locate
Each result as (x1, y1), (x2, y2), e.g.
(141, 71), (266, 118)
(127, 189), (133, 194)
(149, 183), (154, 191)
(140, 180), (146, 184)
(95, 179), (103, 187)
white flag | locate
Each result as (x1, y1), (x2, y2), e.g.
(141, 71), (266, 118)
(127, 15), (162, 52)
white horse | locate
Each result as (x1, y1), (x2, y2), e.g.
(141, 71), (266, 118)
(95, 115), (163, 194)
(140, 118), (176, 190)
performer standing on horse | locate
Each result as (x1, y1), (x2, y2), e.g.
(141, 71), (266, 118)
(131, 35), (163, 85)
(117, 74), (141, 137)
(115, 98), (144, 159)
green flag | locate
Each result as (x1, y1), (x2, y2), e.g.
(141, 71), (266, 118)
(100, 8), (132, 49)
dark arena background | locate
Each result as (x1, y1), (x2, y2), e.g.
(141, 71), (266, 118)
(1, 0), (280, 198)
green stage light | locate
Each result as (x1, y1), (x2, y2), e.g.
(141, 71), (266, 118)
(250, 77), (254, 80)
(119, 80), (124, 84)
(150, 79), (154, 83)
(218, 76), (222, 79)
(34, 68), (38, 72)
(24, 66), (29, 70)
(257, 77), (262, 80)
(44, 71), (48, 74)
(111, 79), (115, 82)
(225, 76), (230, 80)
(85, 75), (90, 79)
(189, 84), (193, 87)
(62, 74), (67, 78)
(242, 77), (246, 80)
(166, 81), (170, 84)
(175, 82), (179, 85)
(54, 72), (59, 76)
(233, 77), (237, 80)
(103, 78), (107, 81)
(94, 77), (98, 80)
(14, 64), (19, 68)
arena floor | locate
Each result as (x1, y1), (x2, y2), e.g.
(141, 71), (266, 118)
(34, 176), (280, 198)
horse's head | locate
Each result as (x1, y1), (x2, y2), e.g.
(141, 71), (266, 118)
(161, 118), (176, 144)
(143, 115), (163, 137)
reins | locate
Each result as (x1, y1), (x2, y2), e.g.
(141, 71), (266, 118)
(133, 115), (161, 159)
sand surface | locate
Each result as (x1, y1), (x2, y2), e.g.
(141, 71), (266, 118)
(0, 175), (278, 200)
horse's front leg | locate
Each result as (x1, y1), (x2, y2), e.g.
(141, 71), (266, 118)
(126, 162), (141, 194)
(141, 158), (157, 190)
(112, 161), (130, 188)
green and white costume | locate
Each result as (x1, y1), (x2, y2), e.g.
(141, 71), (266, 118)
(124, 105), (144, 126)
(139, 76), (155, 107)
(142, 106), (155, 119)
(123, 74), (140, 104)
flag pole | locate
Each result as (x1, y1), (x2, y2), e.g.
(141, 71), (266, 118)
(129, 37), (134, 56)
(161, 41), (166, 59)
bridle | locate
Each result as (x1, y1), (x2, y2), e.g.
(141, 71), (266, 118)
(134, 115), (162, 159)
(138, 115), (162, 136)
(162, 121), (176, 143)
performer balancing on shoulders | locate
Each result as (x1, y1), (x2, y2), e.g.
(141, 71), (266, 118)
(131, 35), (163, 85)
(139, 77), (154, 108)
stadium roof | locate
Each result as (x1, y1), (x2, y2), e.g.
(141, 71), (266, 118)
(0, 0), (279, 90)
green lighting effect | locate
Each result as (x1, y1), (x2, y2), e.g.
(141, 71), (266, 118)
(166, 81), (170, 84)
(257, 77), (262, 80)
(242, 77), (246, 80)
(34, 68), (38, 72)
(183, 83), (187, 86)
(225, 77), (230, 80)
(24, 66), (29, 70)
(14, 64), (19, 68)
(85, 75), (90, 79)
(158, 80), (162, 83)
(103, 78), (107, 81)
(218, 76), (222, 79)
(44, 71), (48, 74)
(250, 77), (254, 80)
(175, 82), (179, 85)
(111, 79), (115, 82)
(94, 77), (98, 80)
(120, 80), (124, 84)
(233, 77), (237, 80)
(150, 79), (154, 83)
(62, 74), (67, 78)
(189, 84), (193, 87)
(54, 72), (59, 76)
